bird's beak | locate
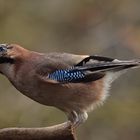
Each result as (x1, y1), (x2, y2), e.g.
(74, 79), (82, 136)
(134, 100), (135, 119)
(0, 44), (8, 57)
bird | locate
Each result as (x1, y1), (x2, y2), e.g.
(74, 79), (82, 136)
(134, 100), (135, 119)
(0, 43), (139, 127)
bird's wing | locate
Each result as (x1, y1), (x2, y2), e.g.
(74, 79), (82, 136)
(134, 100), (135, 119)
(36, 53), (140, 84)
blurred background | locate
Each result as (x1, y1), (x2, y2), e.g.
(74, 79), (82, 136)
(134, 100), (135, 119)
(0, 0), (140, 140)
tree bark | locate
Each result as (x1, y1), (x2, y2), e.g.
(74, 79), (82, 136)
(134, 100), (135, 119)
(0, 122), (77, 140)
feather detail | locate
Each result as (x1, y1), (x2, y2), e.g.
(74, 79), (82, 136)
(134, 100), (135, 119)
(48, 69), (85, 83)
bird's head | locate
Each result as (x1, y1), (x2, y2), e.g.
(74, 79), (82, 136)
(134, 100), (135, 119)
(0, 44), (29, 64)
(0, 44), (31, 76)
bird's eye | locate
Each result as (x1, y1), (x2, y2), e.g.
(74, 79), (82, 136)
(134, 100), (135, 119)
(0, 44), (8, 57)
(0, 45), (7, 52)
(0, 47), (4, 52)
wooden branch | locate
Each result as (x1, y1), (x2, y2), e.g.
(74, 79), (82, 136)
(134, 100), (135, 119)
(0, 122), (77, 140)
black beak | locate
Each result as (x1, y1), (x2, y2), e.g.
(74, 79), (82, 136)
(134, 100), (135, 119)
(0, 44), (7, 57)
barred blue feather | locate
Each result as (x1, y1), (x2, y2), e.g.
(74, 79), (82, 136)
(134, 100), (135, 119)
(48, 69), (85, 83)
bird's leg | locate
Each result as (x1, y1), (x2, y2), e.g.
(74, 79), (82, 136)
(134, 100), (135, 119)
(68, 110), (88, 128)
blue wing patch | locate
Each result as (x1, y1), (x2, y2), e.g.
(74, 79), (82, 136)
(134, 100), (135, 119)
(48, 69), (85, 83)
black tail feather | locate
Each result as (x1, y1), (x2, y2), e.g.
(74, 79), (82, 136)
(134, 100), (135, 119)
(75, 59), (140, 74)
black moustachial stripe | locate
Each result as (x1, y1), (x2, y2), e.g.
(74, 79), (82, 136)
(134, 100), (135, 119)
(0, 57), (14, 64)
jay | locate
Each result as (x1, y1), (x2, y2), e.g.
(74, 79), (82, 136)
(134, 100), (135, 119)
(0, 44), (140, 127)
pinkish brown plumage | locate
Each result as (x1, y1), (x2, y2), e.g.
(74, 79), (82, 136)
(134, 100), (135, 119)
(0, 44), (140, 127)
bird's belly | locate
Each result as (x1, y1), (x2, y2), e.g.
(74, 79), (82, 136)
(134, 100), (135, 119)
(12, 81), (55, 106)
(12, 78), (108, 112)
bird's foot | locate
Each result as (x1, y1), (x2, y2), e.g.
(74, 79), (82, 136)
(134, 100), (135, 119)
(68, 111), (88, 128)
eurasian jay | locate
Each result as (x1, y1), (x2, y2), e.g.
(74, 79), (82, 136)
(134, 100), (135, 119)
(0, 44), (139, 127)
